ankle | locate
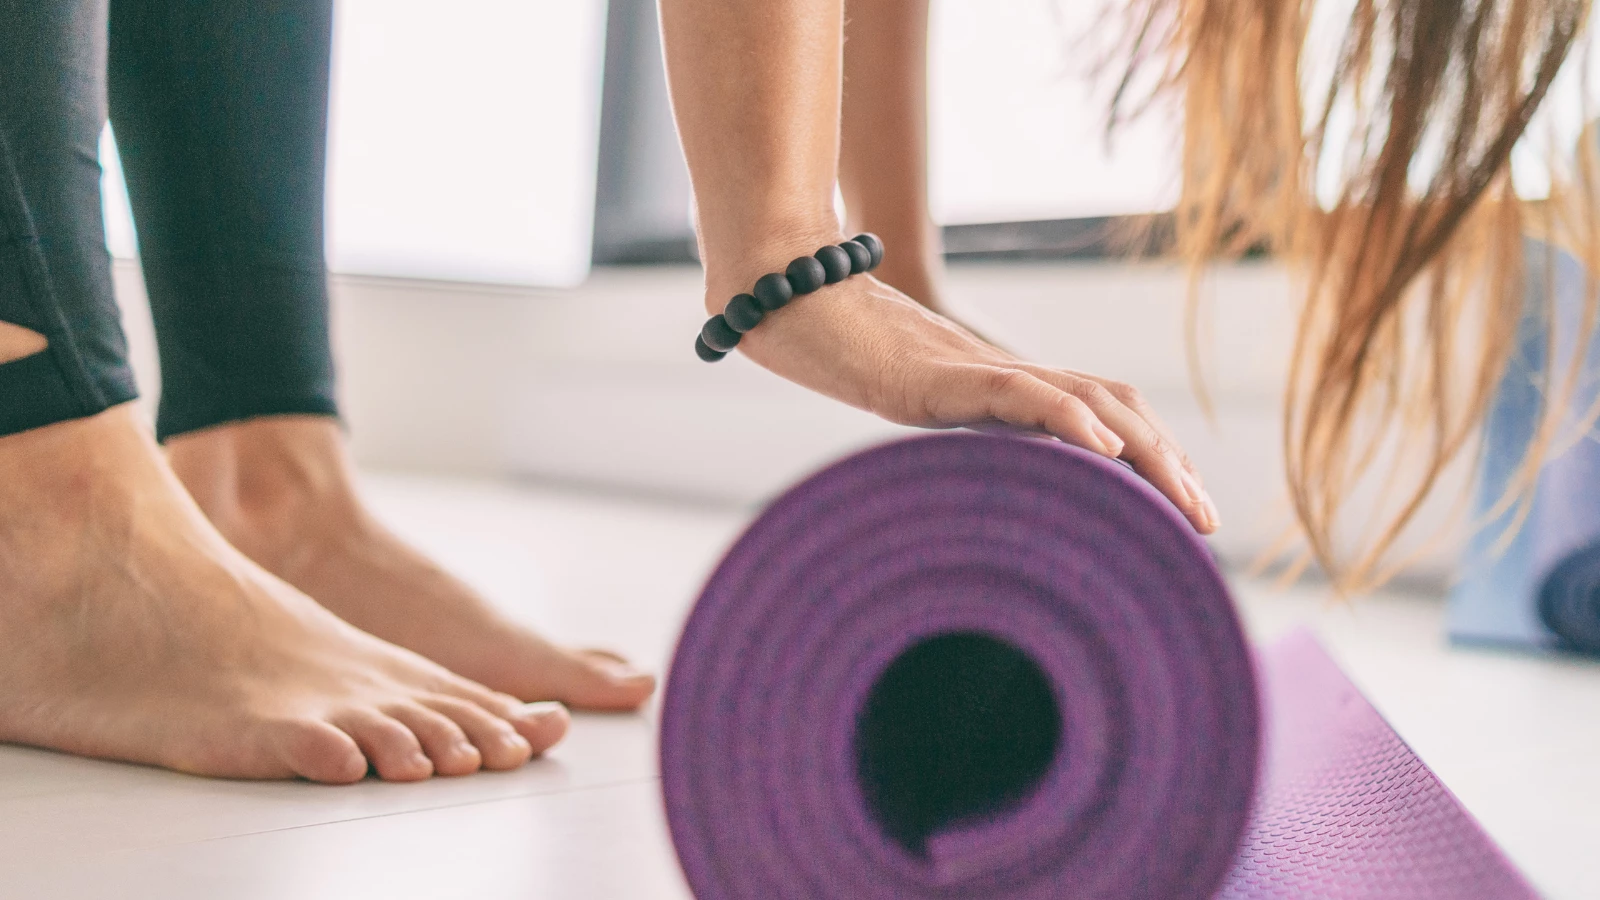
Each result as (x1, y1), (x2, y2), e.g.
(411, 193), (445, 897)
(166, 416), (363, 564)
(0, 403), (149, 510)
(0, 406), (165, 597)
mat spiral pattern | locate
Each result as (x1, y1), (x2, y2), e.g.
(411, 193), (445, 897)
(661, 433), (1536, 899)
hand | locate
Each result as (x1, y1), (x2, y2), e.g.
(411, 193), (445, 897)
(728, 270), (1220, 534)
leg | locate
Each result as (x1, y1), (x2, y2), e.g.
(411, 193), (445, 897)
(839, 0), (947, 313)
(107, 0), (337, 436)
(0, 0), (568, 781)
(0, 0), (138, 429)
(108, 0), (654, 711)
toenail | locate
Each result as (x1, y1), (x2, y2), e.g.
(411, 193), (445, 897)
(598, 658), (646, 677)
(521, 701), (566, 719)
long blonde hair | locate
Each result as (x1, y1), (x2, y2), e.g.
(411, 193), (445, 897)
(1114, 0), (1599, 590)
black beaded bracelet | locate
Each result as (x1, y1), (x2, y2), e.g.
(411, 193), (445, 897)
(695, 233), (883, 362)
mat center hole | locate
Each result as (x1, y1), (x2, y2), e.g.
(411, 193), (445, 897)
(854, 631), (1062, 857)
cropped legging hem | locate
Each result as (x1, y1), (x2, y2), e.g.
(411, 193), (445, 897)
(157, 394), (340, 442)
(0, 345), (140, 437)
(138, 247), (340, 442)
(0, 220), (139, 437)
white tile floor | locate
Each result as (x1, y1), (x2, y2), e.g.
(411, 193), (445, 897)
(1, 472), (1596, 899)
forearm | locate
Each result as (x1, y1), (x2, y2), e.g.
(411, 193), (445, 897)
(839, 0), (940, 272)
(659, 0), (847, 312)
(656, 0), (1216, 534)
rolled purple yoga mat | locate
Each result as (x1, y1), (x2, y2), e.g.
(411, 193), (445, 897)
(661, 433), (1536, 899)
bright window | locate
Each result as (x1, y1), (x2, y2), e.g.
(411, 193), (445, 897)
(102, 0), (608, 287)
(928, 0), (1180, 225)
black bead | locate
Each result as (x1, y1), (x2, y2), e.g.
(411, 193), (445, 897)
(701, 314), (741, 352)
(839, 240), (872, 275)
(853, 232), (884, 270)
(724, 293), (764, 333)
(753, 272), (794, 310)
(695, 334), (728, 362)
(785, 256), (827, 294)
(814, 245), (852, 283)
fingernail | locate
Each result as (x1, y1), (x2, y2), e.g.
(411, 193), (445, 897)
(1092, 424), (1124, 456)
(1179, 470), (1205, 506)
(1202, 494), (1221, 529)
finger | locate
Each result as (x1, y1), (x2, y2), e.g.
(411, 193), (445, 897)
(1082, 375), (1202, 479)
(1021, 367), (1214, 533)
(955, 367), (1123, 457)
(1083, 374), (1219, 531)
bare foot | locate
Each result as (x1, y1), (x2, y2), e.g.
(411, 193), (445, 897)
(0, 405), (569, 782)
(167, 417), (657, 712)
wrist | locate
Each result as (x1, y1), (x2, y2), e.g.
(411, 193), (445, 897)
(693, 232), (884, 363)
(696, 209), (844, 315)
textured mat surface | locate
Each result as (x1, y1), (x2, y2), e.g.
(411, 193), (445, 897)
(661, 433), (1536, 899)
(1219, 631), (1532, 899)
(1450, 240), (1600, 655)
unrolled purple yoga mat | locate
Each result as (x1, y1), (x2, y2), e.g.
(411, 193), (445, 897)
(661, 433), (1536, 899)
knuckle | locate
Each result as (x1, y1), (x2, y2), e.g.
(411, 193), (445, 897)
(1072, 380), (1113, 408)
(985, 367), (1031, 393)
(1057, 393), (1093, 420)
(1104, 379), (1141, 403)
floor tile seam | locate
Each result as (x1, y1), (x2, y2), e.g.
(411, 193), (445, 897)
(0, 774), (666, 866)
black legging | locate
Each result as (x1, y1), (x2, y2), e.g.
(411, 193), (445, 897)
(0, 0), (337, 440)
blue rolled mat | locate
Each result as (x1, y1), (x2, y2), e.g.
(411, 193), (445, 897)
(1450, 240), (1600, 655)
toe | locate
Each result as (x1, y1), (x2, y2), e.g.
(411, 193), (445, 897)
(385, 703), (483, 777)
(489, 644), (654, 711)
(331, 709), (434, 782)
(528, 646), (652, 711)
(437, 636), (655, 711)
(272, 718), (369, 784)
(436, 679), (572, 755)
(510, 701), (571, 754)
(419, 695), (536, 770)
(555, 648), (657, 711)
(579, 648), (630, 666)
